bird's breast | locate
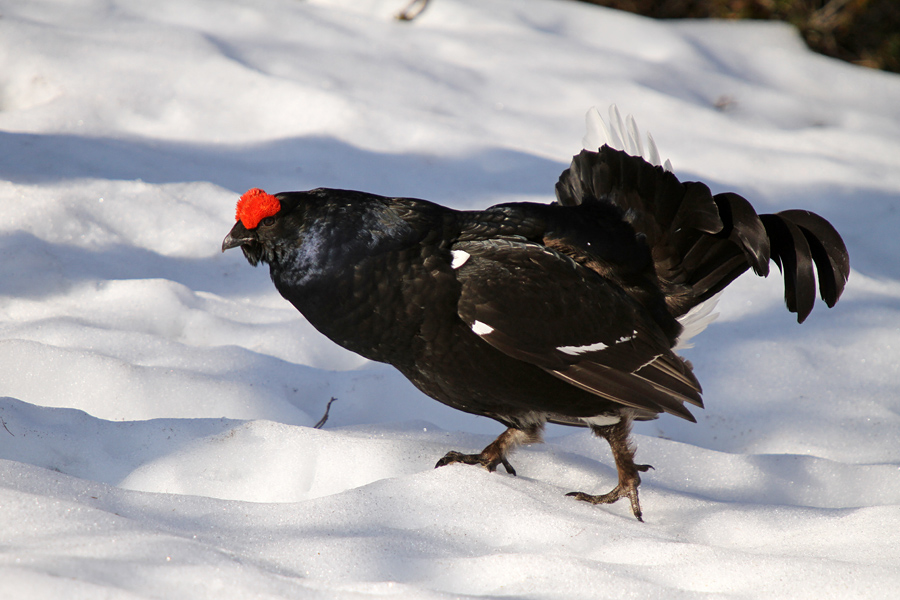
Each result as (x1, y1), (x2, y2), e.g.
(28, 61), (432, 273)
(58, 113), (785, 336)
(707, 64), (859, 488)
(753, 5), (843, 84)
(274, 242), (460, 368)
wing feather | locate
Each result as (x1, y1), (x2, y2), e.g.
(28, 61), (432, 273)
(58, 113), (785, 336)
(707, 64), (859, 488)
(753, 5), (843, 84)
(453, 237), (701, 421)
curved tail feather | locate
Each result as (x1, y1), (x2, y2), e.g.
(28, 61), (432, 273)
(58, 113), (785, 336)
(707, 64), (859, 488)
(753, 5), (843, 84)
(556, 145), (849, 322)
(761, 210), (850, 322)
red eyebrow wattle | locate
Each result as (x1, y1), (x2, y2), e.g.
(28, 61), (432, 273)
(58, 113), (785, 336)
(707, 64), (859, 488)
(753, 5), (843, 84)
(236, 188), (281, 229)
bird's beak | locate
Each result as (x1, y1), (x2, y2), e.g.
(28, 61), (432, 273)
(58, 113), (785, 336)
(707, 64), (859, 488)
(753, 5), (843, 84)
(222, 221), (256, 252)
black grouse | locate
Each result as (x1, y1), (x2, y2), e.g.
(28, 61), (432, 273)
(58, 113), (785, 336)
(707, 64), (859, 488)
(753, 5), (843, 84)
(222, 120), (849, 521)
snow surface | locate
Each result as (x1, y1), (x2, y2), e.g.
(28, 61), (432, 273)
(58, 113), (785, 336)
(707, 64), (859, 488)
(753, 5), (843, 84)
(2, 0), (900, 597)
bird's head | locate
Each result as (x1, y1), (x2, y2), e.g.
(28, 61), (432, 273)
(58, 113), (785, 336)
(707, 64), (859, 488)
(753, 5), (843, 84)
(223, 186), (417, 283)
(222, 188), (291, 266)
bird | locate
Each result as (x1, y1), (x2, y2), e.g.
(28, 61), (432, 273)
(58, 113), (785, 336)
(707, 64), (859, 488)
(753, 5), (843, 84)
(222, 108), (849, 521)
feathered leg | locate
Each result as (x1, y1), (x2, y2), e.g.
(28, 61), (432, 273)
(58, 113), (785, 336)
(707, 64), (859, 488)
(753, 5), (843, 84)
(435, 424), (544, 476)
(567, 416), (653, 521)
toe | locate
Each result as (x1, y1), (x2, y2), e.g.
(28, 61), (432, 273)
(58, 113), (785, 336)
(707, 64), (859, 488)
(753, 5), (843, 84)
(435, 451), (467, 469)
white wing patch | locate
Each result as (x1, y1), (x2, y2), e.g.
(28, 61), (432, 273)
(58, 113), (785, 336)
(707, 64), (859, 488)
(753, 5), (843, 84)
(557, 341), (608, 355)
(450, 250), (470, 269)
(557, 331), (636, 356)
(471, 320), (494, 336)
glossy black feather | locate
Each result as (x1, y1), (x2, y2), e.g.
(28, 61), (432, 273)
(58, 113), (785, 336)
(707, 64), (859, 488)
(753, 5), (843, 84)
(760, 213), (816, 322)
(776, 209), (850, 309)
(555, 146), (848, 323)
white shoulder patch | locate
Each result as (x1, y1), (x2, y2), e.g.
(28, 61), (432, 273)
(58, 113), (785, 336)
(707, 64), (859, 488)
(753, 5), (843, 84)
(450, 250), (470, 269)
(471, 320), (493, 336)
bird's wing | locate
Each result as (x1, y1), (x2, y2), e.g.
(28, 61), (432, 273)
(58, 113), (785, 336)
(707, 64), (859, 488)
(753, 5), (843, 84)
(452, 238), (702, 421)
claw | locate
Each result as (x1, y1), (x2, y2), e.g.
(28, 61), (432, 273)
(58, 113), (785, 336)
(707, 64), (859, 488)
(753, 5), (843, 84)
(567, 419), (651, 521)
(435, 450), (516, 474)
(567, 484), (645, 522)
(433, 426), (541, 477)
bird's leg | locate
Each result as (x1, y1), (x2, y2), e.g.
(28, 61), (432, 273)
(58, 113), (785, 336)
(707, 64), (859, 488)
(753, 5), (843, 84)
(566, 417), (653, 521)
(435, 424), (543, 476)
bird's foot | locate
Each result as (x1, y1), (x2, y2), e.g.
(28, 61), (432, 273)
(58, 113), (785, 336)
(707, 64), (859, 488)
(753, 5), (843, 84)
(435, 450), (517, 475)
(566, 463), (653, 521)
(434, 426), (543, 477)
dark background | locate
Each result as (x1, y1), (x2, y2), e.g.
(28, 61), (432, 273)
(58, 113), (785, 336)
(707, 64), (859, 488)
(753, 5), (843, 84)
(580, 0), (900, 73)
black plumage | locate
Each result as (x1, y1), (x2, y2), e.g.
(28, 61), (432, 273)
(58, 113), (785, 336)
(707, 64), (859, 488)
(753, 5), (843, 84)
(222, 145), (849, 520)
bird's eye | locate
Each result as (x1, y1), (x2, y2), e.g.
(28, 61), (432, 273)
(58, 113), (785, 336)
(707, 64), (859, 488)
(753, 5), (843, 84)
(261, 216), (276, 227)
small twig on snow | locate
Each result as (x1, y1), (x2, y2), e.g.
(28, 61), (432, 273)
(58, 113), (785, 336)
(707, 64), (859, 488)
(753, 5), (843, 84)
(313, 397), (338, 429)
(396, 0), (430, 21)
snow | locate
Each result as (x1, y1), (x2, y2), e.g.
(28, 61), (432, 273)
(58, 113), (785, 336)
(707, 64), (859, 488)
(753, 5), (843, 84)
(1, 0), (899, 597)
